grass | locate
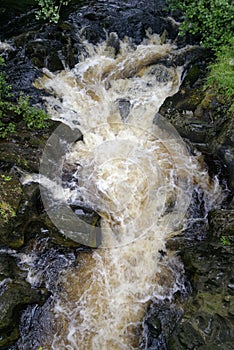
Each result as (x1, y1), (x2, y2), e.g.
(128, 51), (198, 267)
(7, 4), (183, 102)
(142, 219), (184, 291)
(206, 38), (234, 111)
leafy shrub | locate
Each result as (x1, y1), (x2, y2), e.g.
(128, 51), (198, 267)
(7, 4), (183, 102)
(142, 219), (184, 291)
(0, 58), (49, 138)
(35, 0), (71, 23)
(18, 95), (49, 129)
(167, 1), (234, 111)
(167, 0), (234, 50)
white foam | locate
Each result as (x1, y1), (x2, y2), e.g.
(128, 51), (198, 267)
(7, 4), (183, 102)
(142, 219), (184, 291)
(33, 33), (222, 349)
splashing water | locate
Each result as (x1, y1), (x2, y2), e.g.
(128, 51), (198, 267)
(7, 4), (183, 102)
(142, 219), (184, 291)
(27, 32), (222, 349)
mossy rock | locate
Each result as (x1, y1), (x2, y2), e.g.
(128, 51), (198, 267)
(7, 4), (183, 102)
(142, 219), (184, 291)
(0, 174), (24, 248)
(0, 142), (40, 172)
(210, 117), (234, 191)
(0, 279), (48, 349)
(172, 222), (234, 349)
(0, 251), (49, 349)
(0, 254), (19, 281)
(183, 64), (202, 86)
(208, 209), (234, 239)
(168, 320), (205, 349)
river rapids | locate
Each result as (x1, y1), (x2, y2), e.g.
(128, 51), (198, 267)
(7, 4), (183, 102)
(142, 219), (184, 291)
(20, 32), (221, 350)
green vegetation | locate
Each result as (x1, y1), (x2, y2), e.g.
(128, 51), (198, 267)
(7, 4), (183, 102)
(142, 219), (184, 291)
(166, 0), (234, 111)
(35, 0), (71, 23)
(0, 201), (16, 223)
(220, 235), (231, 246)
(0, 174), (22, 224)
(0, 175), (12, 182)
(0, 58), (49, 139)
(206, 38), (234, 111)
(166, 0), (234, 50)
(17, 95), (50, 129)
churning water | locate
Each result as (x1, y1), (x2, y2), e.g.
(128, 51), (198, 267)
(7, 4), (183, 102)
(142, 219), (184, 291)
(22, 32), (221, 349)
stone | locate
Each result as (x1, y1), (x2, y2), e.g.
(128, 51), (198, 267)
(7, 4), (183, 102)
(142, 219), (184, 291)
(0, 174), (24, 248)
(0, 251), (49, 349)
(0, 279), (48, 348)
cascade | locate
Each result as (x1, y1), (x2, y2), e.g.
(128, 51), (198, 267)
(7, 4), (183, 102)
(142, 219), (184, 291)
(20, 32), (221, 350)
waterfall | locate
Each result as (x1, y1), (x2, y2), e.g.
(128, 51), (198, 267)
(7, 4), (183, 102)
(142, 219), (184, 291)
(21, 32), (221, 350)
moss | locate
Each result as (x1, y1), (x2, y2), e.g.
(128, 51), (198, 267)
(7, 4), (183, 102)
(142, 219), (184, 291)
(0, 201), (16, 223)
(184, 65), (202, 86)
(0, 175), (23, 247)
(195, 292), (233, 317)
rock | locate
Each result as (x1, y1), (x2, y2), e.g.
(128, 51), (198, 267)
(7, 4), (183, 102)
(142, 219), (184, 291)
(5, 59), (42, 99)
(168, 320), (205, 349)
(0, 279), (48, 349)
(0, 174), (23, 248)
(141, 302), (183, 350)
(208, 209), (234, 239)
(0, 252), (49, 349)
(105, 32), (120, 57)
(0, 254), (18, 281)
(160, 56), (234, 194)
(69, 0), (175, 44)
(169, 211), (234, 349)
(210, 117), (234, 191)
(16, 299), (57, 350)
(116, 98), (131, 120)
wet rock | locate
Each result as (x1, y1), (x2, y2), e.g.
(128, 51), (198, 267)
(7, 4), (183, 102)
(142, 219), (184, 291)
(168, 207), (234, 349)
(168, 320), (205, 349)
(160, 55), (234, 194)
(117, 98), (131, 120)
(5, 59), (42, 98)
(23, 211), (100, 249)
(0, 254), (18, 281)
(208, 209), (234, 240)
(160, 69), (219, 145)
(105, 32), (120, 57)
(0, 0), (198, 103)
(0, 128), (56, 249)
(141, 302), (183, 350)
(2, 0), (181, 82)
(0, 141), (41, 173)
(160, 57), (228, 140)
(160, 46), (210, 69)
(16, 298), (57, 350)
(0, 279), (48, 349)
(210, 117), (234, 191)
(68, 0), (174, 44)
(0, 252), (49, 349)
(0, 1), (42, 40)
